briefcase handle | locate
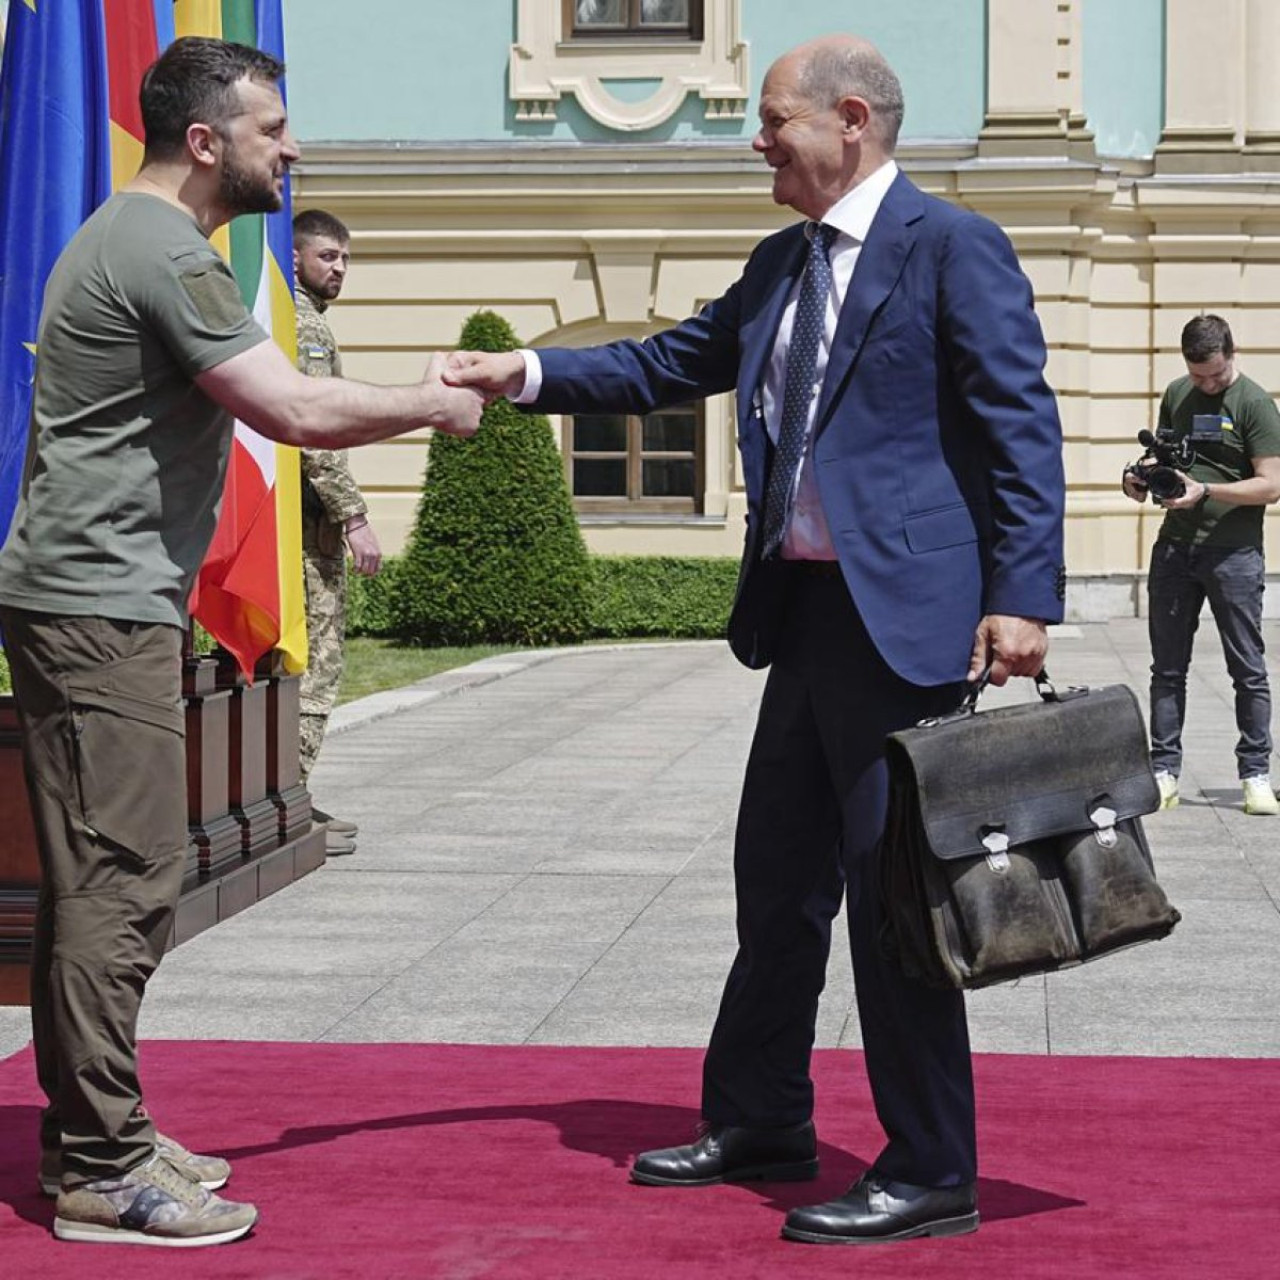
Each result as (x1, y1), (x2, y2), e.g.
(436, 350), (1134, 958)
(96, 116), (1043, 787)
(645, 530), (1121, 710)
(957, 665), (1088, 715)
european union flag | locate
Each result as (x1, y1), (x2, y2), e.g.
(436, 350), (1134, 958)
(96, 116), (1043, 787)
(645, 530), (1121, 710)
(0, 0), (114, 551)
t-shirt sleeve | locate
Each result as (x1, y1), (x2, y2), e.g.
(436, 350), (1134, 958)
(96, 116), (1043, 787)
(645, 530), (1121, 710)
(1242, 387), (1280, 459)
(137, 240), (268, 377)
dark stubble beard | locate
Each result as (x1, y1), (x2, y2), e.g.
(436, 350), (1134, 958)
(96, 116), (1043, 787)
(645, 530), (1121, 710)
(219, 144), (284, 217)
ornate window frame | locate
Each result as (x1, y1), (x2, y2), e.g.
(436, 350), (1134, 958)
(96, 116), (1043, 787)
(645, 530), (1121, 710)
(509, 0), (748, 131)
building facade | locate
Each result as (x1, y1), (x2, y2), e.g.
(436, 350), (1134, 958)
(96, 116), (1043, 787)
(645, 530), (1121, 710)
(18, 1), (1274, 618)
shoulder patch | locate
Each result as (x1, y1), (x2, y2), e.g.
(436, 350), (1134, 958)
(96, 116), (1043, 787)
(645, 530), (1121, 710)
(180, 265), (249, 330)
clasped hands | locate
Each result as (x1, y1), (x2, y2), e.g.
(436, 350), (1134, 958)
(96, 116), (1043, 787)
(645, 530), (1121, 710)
(442, 351), (528, 402)
(415, 351), (525, 437)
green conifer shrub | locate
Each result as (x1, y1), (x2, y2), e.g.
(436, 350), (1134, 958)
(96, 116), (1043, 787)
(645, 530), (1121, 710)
(393, 311), (594, 645)
(590, 556), (739, 638)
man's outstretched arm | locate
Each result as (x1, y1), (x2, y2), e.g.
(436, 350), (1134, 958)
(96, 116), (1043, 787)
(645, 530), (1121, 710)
(197, 342), (485, 447)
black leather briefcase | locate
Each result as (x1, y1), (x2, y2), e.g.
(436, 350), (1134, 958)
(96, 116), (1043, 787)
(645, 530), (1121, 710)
(878, 673), (1181, 991)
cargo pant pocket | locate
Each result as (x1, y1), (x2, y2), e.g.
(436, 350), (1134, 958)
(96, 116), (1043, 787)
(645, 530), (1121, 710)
(65, 626), (186, 866)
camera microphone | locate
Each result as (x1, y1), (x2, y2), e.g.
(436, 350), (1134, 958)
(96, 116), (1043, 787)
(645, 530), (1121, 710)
(1138, 429), (1157, 450)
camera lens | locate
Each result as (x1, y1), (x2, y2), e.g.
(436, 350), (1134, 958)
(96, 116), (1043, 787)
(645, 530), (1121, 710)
(1145, 466), (1186, 500)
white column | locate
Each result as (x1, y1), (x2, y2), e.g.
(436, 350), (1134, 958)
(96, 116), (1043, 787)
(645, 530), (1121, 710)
(1156, 0), (1245, 171)
(1244, 0), (1280, 158)
(980, 0), (1065, 155)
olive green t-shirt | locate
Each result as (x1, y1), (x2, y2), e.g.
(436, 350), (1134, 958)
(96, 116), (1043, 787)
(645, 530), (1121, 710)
(0, 192), (267, 626)
(1155, 371), (1280, 548)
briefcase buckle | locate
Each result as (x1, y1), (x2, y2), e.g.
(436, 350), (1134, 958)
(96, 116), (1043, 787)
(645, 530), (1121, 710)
(980, 828), (1011, 873)
(1090, 804), (1119, 849)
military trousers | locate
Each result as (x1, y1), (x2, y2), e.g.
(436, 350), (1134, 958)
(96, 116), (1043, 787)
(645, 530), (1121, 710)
(0, 607), (186, 1186)
(299, 516), (349, 782)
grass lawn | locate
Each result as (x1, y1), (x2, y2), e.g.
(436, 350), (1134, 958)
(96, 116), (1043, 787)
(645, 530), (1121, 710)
(337, 637), (513, 705)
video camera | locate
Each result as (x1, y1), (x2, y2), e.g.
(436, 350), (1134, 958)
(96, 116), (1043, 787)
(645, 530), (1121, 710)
(1125, 429), (1196, 501)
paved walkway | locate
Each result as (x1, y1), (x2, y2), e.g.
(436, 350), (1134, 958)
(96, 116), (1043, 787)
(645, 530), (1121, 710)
(2, 619), (1278, 1060)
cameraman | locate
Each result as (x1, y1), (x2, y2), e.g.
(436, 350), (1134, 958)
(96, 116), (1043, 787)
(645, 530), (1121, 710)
(1123, 315), (1280, 814)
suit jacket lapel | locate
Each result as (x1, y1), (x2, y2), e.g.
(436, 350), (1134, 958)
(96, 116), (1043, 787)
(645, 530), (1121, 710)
(814, 172), (922, 431)
(736, 228), (806, 501)
(737, 229), (806, 419)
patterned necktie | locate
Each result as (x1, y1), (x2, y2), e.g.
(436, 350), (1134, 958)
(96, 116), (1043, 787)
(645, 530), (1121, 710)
(761, 221), (838, 559)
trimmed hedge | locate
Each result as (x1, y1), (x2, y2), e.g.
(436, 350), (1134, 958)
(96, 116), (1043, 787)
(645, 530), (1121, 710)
(0, 647), (9, 695)
(393, 311), (595, 646)
(347, 557), (403, 638)
(589, 555), (738, 639)
(349, 552), (740, 643)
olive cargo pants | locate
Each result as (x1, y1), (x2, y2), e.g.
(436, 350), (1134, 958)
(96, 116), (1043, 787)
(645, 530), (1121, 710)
(0, 607), (186, 1186)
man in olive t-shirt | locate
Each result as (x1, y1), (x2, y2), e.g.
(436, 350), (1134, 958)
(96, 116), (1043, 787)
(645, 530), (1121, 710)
(1122, 314), (1280, 815)
(0, 192), (265, 623)
(0, 38), (481, 1248)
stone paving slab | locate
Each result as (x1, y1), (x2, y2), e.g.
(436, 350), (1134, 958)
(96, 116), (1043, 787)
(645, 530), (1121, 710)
(1, 622), (1278, 1063)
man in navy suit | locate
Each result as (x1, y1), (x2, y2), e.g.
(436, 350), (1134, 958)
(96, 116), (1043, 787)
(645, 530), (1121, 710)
(449, 34), (1065, 1246)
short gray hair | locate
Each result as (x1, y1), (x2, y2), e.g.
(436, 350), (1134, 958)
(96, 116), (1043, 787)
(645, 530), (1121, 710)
(799, 43), (904, 151)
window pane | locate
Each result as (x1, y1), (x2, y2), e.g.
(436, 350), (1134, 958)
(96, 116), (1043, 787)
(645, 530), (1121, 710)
(642, 458), (695, 497)
(642, 412), (696, 453)
(575, 458), (628, 496)
(574, 414), (627, 452)
(576, 0), (627, 25)
(640, 0), (689, 23)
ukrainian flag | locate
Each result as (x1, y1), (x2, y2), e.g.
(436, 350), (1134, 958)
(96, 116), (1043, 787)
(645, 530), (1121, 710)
(0, 0), (305, 677)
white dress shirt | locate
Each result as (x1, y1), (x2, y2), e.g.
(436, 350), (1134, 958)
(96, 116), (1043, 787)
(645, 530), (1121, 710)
(766, 159), (898, 559)
(514, 159), (900, 560)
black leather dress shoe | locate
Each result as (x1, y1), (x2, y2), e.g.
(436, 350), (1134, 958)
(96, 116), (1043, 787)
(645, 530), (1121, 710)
(630, 1121), (818, 1187)
(781, 1171), (978, 1244)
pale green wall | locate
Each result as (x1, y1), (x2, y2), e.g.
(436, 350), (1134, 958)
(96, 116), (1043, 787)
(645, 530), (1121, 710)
(281, 0), (984, 143)
(1082, 0), (1164, 158)
(281, 0), (515, 141)
(739, 0), (985, 142)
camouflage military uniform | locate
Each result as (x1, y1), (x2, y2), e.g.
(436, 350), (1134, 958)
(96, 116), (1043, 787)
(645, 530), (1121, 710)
(296, 287), (366, 780)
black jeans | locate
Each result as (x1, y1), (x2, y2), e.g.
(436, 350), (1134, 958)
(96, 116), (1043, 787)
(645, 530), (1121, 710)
(1147, 540), (1273, 779)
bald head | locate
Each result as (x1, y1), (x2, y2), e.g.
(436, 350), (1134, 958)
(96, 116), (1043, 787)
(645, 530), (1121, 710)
(785, 36), (904, 153)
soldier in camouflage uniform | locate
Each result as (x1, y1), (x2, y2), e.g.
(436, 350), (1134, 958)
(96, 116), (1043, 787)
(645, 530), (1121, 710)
(293, 210), (381, 855)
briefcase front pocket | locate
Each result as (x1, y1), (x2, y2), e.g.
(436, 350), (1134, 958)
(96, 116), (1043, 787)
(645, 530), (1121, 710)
(940, 839), (1078, 980)
(881, 679), (1181, 990)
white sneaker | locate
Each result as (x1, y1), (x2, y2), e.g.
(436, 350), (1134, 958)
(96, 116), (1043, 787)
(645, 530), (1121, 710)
(1154, 771), (1179, 811)
(1242, 775), (1279, 816)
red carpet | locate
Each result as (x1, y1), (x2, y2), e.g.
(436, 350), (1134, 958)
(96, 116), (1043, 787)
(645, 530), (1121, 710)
(0, 1041), (1275, 1279)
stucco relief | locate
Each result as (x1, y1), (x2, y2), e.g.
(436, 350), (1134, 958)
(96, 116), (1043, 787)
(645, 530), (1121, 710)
(509, 0), (748, 131)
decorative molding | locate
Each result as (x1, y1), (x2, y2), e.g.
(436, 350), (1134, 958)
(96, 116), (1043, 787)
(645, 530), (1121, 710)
(509, 1), (748, 131)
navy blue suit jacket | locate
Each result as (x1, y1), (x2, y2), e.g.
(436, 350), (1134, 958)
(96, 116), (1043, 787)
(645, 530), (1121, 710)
(534, 172), (1066, 687)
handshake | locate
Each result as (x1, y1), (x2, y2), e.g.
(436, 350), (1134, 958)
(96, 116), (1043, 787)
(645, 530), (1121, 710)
(421, 350), (528, 437)
(443, 351), (527, 401)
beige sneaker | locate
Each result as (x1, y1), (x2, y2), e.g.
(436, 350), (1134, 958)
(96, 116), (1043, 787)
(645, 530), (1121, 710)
(40, 1129), (230, 1197)
(1242, 775), (1279, 816)
(53, 1153), (256, 1247)
(1154, 770), (1180, 811)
